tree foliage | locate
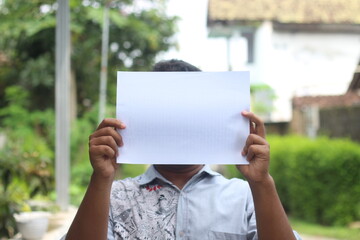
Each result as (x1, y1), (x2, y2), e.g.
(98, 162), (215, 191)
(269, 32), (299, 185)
(250, 83), (276, 121)
(0, 0), (177, 114)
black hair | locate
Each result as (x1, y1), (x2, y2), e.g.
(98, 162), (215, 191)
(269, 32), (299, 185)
(152, 59), (201, 72)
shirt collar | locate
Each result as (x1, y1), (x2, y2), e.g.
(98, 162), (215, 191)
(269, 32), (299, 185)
(136, 165), (220, 186)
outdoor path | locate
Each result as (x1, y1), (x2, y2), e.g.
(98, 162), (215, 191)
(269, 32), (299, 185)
(43, 207), (77, 240)
(301, 235), (339, 240)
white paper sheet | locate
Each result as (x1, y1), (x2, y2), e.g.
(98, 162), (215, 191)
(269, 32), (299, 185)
(116, 71), (250, 165)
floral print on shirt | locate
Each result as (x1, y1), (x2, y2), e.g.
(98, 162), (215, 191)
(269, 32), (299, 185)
(110, 178), (179, 240)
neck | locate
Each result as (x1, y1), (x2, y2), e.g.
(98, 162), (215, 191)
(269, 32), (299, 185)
(154, 165), (204, 190)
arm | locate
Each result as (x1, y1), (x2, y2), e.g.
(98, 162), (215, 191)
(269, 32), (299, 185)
(65, 119), (125, 240)
(238, 111), (296, 240)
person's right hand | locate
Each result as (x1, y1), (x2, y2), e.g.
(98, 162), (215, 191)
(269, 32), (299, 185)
(88, 118), (125, 180)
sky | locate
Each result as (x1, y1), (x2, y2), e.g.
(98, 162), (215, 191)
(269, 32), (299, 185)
(159, 0), (229, 71)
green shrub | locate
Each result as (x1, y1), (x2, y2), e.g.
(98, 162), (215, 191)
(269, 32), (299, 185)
(0, 86), (54, 238)
(269, 135), (360, 226)
(268, 135), (308, 212)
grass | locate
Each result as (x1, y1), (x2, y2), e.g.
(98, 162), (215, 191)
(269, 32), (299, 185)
(290, 217), (360, 240)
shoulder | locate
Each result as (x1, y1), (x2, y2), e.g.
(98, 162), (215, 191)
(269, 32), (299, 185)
(199, 171), (252, 199)
(205, 170), (250, 190)
(202, 166), (249, 188)
(110, 176), (143, 200)
(111, 175), (143, 193)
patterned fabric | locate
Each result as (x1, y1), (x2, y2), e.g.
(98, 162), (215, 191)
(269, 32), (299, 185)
(110, 179), (178, 239)
(108, 165), (259, 240)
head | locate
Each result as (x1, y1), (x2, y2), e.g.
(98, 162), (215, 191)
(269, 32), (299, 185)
(153, 59), (201, 72)
(152, 59), (203, 176)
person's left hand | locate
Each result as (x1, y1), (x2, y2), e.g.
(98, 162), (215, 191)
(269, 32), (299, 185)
(236, 111), (271, 184)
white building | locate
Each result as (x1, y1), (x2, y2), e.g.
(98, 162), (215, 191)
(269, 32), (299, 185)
(206, 0), (360, 121)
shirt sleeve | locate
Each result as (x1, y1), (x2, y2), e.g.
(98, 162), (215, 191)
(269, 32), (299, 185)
(107, 208), (116, 240)
(293, 231), (303, 240)
(246, 190), (258, 240)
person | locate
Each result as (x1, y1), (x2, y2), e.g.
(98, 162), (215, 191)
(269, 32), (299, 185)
(63, 60), (301, 240)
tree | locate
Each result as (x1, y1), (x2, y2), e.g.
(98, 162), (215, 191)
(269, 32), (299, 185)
(0, 0), (177, 115)
(250, 83), (276, 121)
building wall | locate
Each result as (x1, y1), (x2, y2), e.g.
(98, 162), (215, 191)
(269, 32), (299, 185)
(265, 121), (289, 135)
(319, 105), (360, 142)
(291, 104), (360, 142)
(230, 22), (360, 121)
(290, 108), (305, 135)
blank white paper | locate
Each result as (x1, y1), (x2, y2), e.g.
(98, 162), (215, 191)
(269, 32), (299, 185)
(116, 71), (250, 165)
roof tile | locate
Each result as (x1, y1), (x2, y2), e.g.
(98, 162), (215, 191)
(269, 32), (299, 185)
(292, 93), (360, 108)
(208, 0), (360, 24)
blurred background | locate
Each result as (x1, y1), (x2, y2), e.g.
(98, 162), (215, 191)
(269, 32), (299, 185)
(0, 0), (359, 239)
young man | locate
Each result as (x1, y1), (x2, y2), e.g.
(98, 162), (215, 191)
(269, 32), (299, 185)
(64, 60), (301, 240)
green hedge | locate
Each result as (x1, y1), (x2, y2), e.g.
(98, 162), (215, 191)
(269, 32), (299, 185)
(269, 135), (360, 226)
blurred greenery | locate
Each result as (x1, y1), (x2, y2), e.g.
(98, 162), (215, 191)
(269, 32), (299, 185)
(271, 135), (360, 226)
(250, 83), (276, 119)
(227, 135), (360, 227)
(0, 0), (177, 238)
(0, 86), (54, 237)
(290, 217), (360, 240)
(0, 0), (177, 114)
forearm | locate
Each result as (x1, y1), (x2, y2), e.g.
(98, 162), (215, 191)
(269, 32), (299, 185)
(249, 175), (296, 240)
(65, 173), (113, 240)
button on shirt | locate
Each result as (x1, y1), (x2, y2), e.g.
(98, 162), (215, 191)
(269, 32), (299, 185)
(108, 165), (302, 240)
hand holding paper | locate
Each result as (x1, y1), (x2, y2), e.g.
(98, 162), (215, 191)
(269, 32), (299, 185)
(116, 71), (250, 165)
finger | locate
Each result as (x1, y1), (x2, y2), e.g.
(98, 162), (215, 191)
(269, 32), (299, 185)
(246, 145), (255, 162)
(242, 134), (268, 155)
(249, 121), (256, 134)
(97, 118), (126, 131)
(241, 111), (266, 138)
(90, 136), (119, 155)
(90, 127), (123, 147)
(89, 145), (116, 160)
(111, 158), (119, 170)
(247, 145), (269, 161)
